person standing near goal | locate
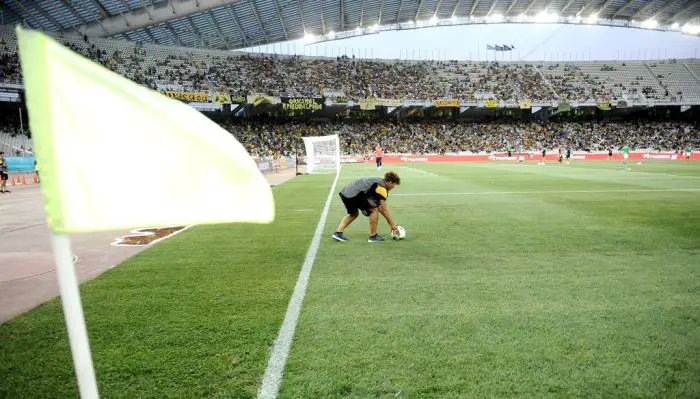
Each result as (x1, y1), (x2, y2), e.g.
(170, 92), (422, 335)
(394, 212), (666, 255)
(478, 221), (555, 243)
(375, 144), (384, 170)
(332, 171), (401, 242)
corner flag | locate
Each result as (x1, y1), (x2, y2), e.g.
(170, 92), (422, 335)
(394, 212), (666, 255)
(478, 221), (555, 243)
(17, 27), (274, 232)
(15, 26), (275, 398)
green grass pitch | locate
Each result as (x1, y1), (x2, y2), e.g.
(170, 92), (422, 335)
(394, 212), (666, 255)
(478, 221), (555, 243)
(1, 161), (699, 398)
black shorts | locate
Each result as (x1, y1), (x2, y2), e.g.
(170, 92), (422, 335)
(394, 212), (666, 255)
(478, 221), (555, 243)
(0, 172), (8, 181)
(566, 155), (570, 159)
(339, 193), (372, 217)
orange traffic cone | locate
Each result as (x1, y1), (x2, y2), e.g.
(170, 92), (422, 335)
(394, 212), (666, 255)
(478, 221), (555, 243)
(33, 175), (38, 184)
(21, 175), (27, 185)
(10, 177), (16, 186)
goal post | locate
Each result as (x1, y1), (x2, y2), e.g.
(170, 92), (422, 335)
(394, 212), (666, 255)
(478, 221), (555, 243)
(302, 134), (340, 174)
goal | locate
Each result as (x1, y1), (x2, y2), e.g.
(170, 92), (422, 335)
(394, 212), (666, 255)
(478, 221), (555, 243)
(302, 134), (340, 174)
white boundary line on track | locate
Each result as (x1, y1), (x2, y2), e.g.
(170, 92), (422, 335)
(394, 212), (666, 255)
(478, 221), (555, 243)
(400, 166), (440, 177)
(393, 188), (700, 196)
(258, 168), (341, 399)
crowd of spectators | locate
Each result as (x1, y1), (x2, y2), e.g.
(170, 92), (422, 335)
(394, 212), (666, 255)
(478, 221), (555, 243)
(1, 29), (698, 159)
(1, 28), (697, 103)
(222, 120), (699, 157)
(0, 116), (695, 158)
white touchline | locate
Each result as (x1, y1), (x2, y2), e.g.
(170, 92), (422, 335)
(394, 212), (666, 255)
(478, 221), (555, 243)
(400, 166), (440, 177)
(258, 168), (342, 399)
(393, 188), (700, 196)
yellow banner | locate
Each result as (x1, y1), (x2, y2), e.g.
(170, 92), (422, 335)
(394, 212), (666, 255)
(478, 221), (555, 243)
(485, 99), (498, 108)
(519, 100), (532, 109)
(597, 102), (611, 111)
(231, 96), (246, 104)
(212, 93), (231, 104)
(250, 95), (273, 106)
(163, 91), (208, 102)
(433, 99), (460, 108)
(359, 98), (376, 110)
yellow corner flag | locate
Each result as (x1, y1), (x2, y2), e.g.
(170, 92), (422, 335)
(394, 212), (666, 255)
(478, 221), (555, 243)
(16, 27), (274, 232)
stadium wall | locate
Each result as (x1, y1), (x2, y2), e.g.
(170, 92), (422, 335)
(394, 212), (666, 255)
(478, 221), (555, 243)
(342, 152), (698, 163)
(5, 157), (35, 172)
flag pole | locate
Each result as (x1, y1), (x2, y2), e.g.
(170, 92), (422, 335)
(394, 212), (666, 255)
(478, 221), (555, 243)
(51, 234), (100, 399)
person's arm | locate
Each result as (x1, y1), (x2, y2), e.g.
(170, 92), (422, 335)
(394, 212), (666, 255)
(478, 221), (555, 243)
(378, 199), (399, 233)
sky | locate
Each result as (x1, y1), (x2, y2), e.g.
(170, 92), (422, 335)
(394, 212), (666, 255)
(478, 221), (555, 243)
(241, 23), (700, 62)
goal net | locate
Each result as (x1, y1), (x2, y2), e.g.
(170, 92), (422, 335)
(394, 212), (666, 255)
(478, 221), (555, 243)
(302, 134), (340, 174)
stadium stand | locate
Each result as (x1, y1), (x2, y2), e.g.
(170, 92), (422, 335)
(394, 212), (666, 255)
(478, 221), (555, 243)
(0, 130), (33, 156)
(3, 26), (700, 104)
(0, 26), (698, 159)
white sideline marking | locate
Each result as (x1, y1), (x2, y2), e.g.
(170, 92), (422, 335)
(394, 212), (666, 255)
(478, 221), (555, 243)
(393, 188), (700, 196)
(400, 166), (440, 177)
(258, 169), (341, 399)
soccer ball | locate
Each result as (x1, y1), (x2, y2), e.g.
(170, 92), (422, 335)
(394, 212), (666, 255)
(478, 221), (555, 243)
(391, 225), (406, 240)
(637, 162), (642, 166)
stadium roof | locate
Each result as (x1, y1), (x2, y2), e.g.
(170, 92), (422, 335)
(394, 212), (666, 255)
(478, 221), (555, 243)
(1, 0), (699, 50)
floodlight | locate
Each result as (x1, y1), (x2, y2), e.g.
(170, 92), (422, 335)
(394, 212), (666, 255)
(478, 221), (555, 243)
(487, 13), (504, 23)
(642, 19), (658, 29)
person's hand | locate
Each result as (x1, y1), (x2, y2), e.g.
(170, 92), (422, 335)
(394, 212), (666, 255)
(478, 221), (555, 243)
(390, 224), (400, 235)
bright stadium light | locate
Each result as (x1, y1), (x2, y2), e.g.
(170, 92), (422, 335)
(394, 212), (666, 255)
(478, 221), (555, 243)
(355, 26), (362, 33)
(516, 13), (528, 22)
(682, 24), (700, 35)
(642, 19), (658, 29)
(534, 11), (557, 23)
(417, 19), (424, 27)
(303, 32), (315, 43)
(586, 14), (598, 24)
(451, 15), (458, 23)
(327, 31), (336, 39)
(672, 22), (680, 29)
(430, 15), (439, 24)
(369, 24), (379, 32)
(487, 13), (504, 23)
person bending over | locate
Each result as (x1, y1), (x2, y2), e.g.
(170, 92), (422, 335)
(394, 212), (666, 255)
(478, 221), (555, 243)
(332, 171), (400, 242)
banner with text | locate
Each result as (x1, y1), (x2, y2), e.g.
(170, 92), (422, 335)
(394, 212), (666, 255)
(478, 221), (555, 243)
(485, 99), (498, 108)
(163, 91), (208, 102)
(376, 98), (403, 107)
(597, 102), (611, 111)
(404, 99), (432, 107)
(324, 96), (352, 106)
(281, 97), (324, 110)
(433, 99), (460, 108)
(378, 152), (697, 163)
